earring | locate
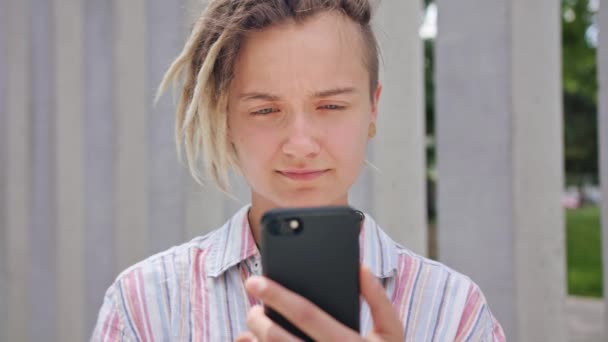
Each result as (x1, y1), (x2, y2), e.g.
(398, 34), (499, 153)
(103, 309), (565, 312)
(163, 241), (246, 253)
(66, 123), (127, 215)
(368, 122), (376, 138)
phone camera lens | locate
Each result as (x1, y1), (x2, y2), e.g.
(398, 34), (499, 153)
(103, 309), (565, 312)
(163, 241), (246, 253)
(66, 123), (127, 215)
(289, 219), (299, 230)
(284, 218), (302, 233)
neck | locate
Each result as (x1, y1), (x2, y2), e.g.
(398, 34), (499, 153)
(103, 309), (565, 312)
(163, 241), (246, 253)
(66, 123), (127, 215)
(247, 198), (269, 246)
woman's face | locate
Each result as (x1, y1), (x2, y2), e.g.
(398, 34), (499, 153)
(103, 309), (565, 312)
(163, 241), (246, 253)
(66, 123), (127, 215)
(227, 11), (381, 208)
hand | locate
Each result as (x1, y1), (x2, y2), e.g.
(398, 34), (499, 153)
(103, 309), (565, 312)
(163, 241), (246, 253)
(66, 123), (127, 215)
(235, 266), (404, 342)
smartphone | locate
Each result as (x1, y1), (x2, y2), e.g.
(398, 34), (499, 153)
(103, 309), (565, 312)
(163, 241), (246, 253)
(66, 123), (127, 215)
(260, 206), (362, 341)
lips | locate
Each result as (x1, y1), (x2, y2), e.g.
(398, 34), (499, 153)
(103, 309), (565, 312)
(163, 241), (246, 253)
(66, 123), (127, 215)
(277, 169), (330, 181)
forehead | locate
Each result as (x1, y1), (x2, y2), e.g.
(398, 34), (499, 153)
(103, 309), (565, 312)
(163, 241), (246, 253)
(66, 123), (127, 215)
(230, 11), (369, 95)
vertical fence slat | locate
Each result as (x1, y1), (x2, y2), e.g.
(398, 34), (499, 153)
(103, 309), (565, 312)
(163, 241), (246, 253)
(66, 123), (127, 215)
(371, 0), (427, 254)
(5, 1), (582, 339)
(6, 1), (31, 340)
(54, 0), (85, 340)
(0, 0), (8, 340)
(511, 0), (566, 339)
(30, 0), (58, 339)
(185, 178), (228, 239)
(146, 0), (187, 253)
(183, 0), (207, 240)
(182, 0), (228, 241)
(436, 0), (566, 340)
(114, 0), (148, 271)
(84, 0), (115, 333)
(436, 3), (516, 333)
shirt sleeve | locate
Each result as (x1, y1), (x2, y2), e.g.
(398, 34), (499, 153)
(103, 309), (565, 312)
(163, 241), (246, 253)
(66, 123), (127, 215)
(454, 282), (506, 342)
(90, 283), (136, 342)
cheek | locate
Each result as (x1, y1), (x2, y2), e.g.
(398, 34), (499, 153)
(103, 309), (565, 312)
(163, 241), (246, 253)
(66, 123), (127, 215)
(232, 125), (276, 168)
(328, 121), (368, 163)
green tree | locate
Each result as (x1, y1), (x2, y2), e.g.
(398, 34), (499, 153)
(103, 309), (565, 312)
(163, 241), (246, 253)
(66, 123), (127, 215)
(424, 0), (599, 187)
(562, 0), (599, 185)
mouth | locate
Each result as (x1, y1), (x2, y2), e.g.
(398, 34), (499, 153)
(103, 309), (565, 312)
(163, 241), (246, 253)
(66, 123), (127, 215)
(277, 169), (330, 181)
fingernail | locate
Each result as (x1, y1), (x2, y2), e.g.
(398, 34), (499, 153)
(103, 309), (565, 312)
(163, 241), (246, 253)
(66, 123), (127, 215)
(246, 276), (266, 294)
(235, 333), (258, 342)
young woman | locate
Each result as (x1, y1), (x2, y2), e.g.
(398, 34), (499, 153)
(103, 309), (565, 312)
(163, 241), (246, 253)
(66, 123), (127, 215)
(92, 1), (505, 341)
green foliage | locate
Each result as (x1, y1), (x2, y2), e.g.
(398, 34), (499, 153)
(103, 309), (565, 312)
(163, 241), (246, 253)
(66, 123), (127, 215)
(566, 206), (603, 297)
(422, 2), (603, 298)
(425, 39), (435, 171)
(562, 0), (599, 183)
(562, 0), (597, 104)
(423, 1), (599, 183)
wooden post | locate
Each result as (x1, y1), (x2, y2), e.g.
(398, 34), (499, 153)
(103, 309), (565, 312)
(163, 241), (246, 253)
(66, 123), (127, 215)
(83, 0), (116, 333)
(113, 0), (148, 271)
(370, 0), (427, 255)
(54, 0), (85, 340)
(30, 0), (57, 339)
(4, 1), (30, 338)
(436, 0), (566, 339)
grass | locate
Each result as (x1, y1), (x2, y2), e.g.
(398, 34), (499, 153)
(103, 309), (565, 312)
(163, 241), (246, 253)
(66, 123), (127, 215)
(566, 206), (603, 297)
(427, 206), (603, 297)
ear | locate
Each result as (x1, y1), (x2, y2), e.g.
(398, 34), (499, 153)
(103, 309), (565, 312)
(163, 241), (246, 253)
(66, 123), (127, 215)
(371, 83), (382, 123)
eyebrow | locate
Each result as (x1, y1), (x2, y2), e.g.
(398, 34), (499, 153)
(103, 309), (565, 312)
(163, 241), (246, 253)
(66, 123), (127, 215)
(313, 87), (357, 98)
(238, 87), (357, 102)
(238, 92), (280, 102)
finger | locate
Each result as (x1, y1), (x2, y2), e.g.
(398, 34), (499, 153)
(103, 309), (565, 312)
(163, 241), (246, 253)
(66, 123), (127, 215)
(246, 305), (301, 342)
(360, 266), (403, 336)
(245, 276), (361, 341)
(234, 331), (257, 342)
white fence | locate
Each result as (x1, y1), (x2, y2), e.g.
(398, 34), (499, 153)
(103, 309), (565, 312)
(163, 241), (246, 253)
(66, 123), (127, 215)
(1, 0), (605, 341)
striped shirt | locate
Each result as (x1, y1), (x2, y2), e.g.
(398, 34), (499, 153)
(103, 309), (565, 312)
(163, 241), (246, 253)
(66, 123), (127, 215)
(91, 205), (506, 341)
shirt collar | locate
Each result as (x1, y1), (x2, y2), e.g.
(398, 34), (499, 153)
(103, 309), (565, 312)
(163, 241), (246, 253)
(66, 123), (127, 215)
(359, 212), (398, 278)
(206, 205), (398, 279)
(206, 205), (258, 278)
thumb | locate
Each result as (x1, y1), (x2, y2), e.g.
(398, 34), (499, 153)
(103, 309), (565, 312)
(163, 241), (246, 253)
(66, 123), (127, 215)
(234, 331), (257, 342)
(360, 266), (403, 338)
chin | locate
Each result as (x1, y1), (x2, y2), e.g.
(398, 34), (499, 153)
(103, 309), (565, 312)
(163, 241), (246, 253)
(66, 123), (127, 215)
(276, 190), (346, 208)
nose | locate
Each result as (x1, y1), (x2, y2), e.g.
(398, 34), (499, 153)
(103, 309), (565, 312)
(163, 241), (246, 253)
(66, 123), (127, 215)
(281, 113), (321, 159)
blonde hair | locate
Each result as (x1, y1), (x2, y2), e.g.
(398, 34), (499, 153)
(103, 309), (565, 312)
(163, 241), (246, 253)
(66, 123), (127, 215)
(157, 0), (379, 191)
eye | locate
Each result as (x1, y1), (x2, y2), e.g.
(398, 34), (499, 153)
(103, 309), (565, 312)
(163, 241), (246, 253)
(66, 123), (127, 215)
(251, 107), (279, 115)
(319, 104), (345, 110)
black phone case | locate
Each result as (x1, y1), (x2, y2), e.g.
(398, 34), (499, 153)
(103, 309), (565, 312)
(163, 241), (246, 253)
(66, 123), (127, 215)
(260, 206), (361, 341)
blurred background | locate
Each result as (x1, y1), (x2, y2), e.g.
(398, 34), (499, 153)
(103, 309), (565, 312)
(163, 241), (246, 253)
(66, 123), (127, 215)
(1, 0), (606, 341)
